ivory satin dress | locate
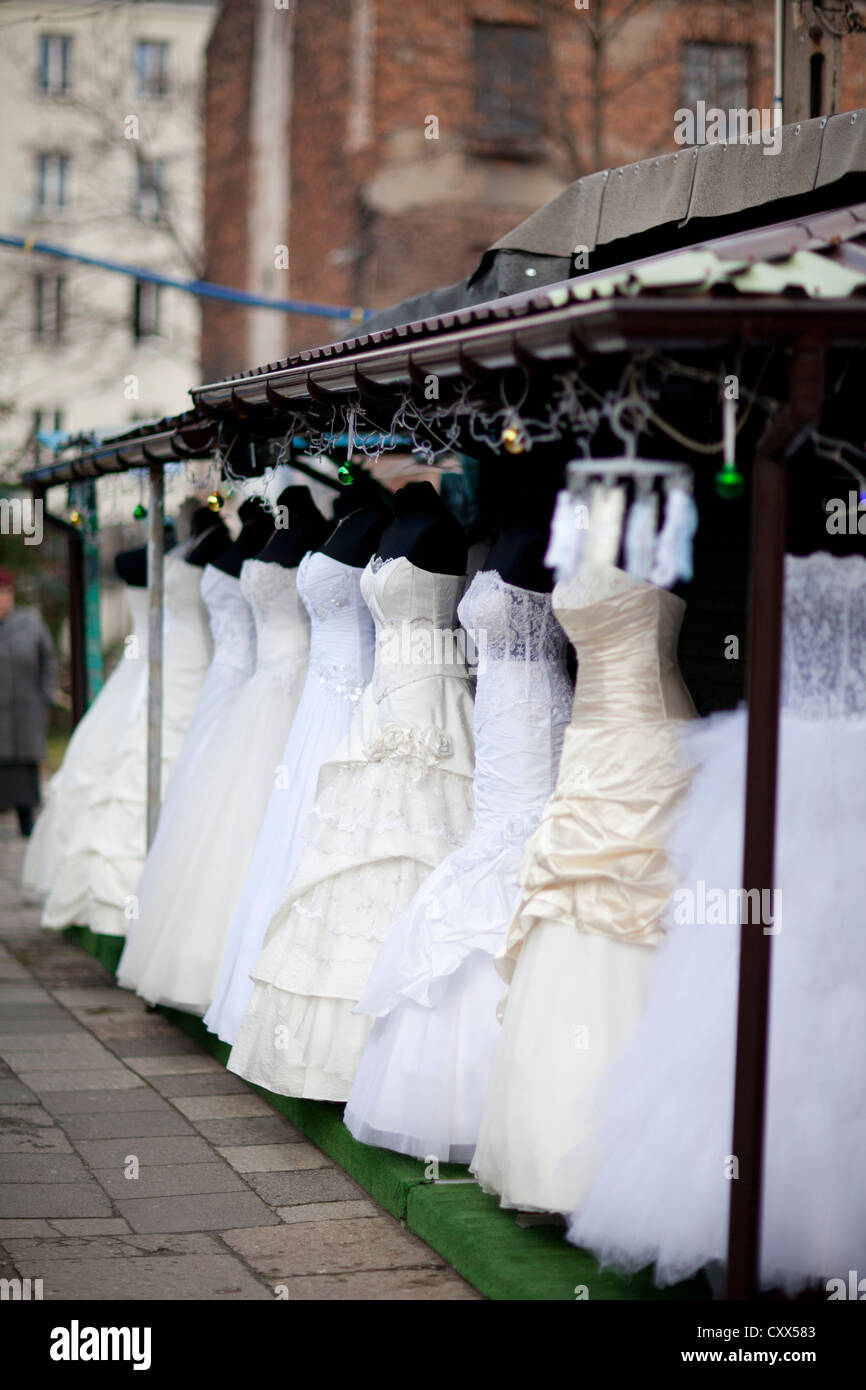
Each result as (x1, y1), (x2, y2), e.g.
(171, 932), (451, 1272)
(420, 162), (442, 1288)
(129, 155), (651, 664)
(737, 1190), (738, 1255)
(569, 551), (866, 1293)
(228, 554), (475, 1102)
(471, 563), (696, 1214)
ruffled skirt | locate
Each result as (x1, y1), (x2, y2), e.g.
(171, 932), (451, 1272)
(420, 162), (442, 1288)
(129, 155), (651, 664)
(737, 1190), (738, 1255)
(228, 751), (474, 1102)
(567, 709), (866, 1292)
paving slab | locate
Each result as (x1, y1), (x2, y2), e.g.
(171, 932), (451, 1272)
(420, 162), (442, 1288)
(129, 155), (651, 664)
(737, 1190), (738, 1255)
(171, 1094), (276, 1121)
(148, 1072), (249, 1098)
(123, 1055), (226, 1076)
(38, 1088), (170, 1115)
(115, 1191), (281, 1234)
(49, 1218), (133, 1236)
(93, 1162), (247, 1200)
(18, 1069), (146, 1094)
(267, 1267), (482, 1300)
(59, 1111), (196, 1141)
(0, 1103), (57, 1126)
(0, 1182), (115, 1218)
(275, 1199), (380, 1223)
(223, 1215), (444, 1277)
(191, 1116), (307, 1146)
(35, 1254), (273, 1300)
(0, 1153), (90, 1183)
(245, 1168), (366, 1207)
(0, 1081), (38, 1104)
(217, 1143), (332, 1173)
(75, 1136), (215, 1168)
(2, 1232), (225, 1260)
(0, 1130), (74, 1154)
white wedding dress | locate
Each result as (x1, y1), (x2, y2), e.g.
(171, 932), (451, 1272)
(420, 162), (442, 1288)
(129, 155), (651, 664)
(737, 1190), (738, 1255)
(22, 584), (150, 900)
(116, 558), (310, 1012)
(204, 552), (375, 1045)
(344, 571), (571, 1162)
(568, 551), (866, 1294)
(228, 554), (475, 1102)
(40, 554), (213, 936)
(471, 564), (696, 1214)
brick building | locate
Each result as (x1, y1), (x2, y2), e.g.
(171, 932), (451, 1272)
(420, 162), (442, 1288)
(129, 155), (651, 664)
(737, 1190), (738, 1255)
(201, 0), (866, 382)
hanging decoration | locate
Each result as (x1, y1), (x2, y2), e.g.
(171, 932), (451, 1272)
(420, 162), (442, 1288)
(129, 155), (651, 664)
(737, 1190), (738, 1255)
(206, 490), (224, 512)
(715, 392), (745, 499)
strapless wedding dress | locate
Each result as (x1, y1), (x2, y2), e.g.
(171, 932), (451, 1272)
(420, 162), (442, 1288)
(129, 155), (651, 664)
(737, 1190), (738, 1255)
(204, 552), (375, 1045)
(228, 554), (475, 1102)
(40, 554), (212, 936)
(22, 584), (149, 900)
(471, 563), (696, 1213)
(116, 558), (310, 1013)
(345, 570), (571, 1161)
(568, 551), (866, 1294)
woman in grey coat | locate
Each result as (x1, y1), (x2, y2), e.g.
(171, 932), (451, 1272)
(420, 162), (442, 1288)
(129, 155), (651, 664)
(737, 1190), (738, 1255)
(0, 568), (57, 836)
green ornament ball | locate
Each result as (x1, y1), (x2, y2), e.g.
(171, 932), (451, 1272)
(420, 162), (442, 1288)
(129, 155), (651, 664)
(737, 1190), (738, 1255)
(338, 463), (354, 485)
(715, 466), (744, 500)
(133, 503), (147, 519)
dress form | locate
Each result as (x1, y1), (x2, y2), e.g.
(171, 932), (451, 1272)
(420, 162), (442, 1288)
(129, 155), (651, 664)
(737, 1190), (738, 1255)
(376, 480), (466, 576)
(114, 524), (179, 587)
(204, 500), (274, 577)
(183, 517), (232, 569)
(256, 486), (330, 568)
(320, 498), (391, 568)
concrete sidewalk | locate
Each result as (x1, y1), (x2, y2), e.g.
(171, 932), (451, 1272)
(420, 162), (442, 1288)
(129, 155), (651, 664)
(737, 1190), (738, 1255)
(0, 813), (480, 1300)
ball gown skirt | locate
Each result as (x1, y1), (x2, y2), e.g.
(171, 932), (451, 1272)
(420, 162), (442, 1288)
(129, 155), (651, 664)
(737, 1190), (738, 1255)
(345, 571), (572, 1162)
(116, 559), (310, 1013)
(228, 555), (475, 1103)
(204, 552), (375, 1045)
(39, 555), (213, 936)
(471, 566), (696, 1215)
(22, 584), (149, 899)
(568, 551), (866, 1294)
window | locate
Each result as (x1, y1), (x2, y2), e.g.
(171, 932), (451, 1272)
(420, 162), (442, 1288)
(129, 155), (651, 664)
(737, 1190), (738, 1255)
(134, 160), (165, 221)
(472, 22), (545, 153)
(135, 40), (168, 98)
(133, 280), (160, 340)
(37, 34), (72, 96)
(33, 274), (65, 343)
(34, 153), (69, 215)
(682, 42), (749, 113)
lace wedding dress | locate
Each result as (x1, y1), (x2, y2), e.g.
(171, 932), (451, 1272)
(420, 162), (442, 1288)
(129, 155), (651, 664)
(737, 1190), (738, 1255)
(116, 559), (310, 1011)
(204, 552), (375, 1045)
(22, 583), (150, 900)
(344, 571), (571, 1161)
(227, 554), (475, 1102)
(471, 563), (696, 1213)
(40, 554), (213, 936)
(568, 551), (866, 1293)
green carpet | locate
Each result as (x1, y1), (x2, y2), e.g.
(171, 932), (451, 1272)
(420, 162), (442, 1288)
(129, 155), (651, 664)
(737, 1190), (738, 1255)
(63, 925), (710, 1302)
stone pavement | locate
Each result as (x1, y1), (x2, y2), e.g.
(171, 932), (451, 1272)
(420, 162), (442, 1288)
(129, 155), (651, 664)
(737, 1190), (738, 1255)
(0, 813), (480, 1300)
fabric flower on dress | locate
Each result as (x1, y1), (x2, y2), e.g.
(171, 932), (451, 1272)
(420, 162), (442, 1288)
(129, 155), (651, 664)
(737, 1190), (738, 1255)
(365, 722), (453, 767)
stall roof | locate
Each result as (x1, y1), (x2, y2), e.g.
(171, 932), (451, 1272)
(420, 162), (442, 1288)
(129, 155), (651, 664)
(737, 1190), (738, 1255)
(353, 109), (866, 333)
(22, 175), (866, 488)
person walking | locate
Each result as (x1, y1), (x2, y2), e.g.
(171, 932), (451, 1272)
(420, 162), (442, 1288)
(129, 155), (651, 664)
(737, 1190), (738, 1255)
(0, 568), (57, 837)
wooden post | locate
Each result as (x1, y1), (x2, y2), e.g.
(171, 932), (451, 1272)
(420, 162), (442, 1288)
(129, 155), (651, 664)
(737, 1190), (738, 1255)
(67, 523), (87, 728)
(145, 465), (165, 850)
(725, 346), (825, 1299)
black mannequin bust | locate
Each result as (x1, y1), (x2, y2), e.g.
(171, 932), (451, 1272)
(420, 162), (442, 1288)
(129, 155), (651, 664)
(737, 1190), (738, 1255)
(320, 478), (391, 567)
(256, 486), (330, 568)
(375, 480), (466, 576)
(183, 512), (231, 569)
(482, 471), (559, 593)
(114, 523), (178, 587)
(202, 498), (274, 577)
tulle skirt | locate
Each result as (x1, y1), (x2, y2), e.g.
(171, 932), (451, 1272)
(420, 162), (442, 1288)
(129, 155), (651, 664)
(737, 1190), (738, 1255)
(344, 811), (541, 1162)
(22, 647), (146, 899)
(228, 751), (475, 1103)
(203, 673), (363, 1045)
(116, 664), (305, 1011)
(567, 709), (866, 1293)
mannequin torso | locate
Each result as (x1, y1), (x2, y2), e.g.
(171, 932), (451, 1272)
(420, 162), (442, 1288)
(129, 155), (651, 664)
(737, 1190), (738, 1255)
(256, 486), (330, 567)
(375, 481), (466, 576)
